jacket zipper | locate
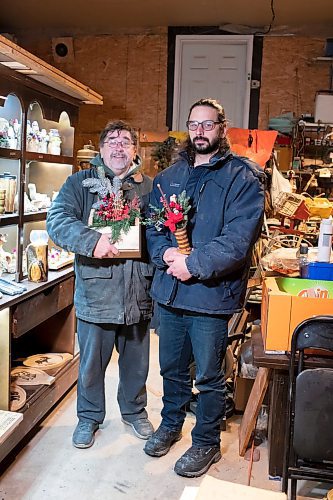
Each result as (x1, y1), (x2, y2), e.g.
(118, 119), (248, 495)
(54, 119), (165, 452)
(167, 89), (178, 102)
(166, 278), (178, 305)
(196, 182), (206, 213)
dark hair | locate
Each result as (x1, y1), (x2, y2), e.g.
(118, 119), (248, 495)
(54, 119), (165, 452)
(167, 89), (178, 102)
(187, 98), (226, 124)
(184, 98), (230, 163)
(99, 120), (138, 148)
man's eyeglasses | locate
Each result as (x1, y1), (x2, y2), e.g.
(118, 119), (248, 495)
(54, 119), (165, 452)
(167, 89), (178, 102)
(104, 139), (134, 148)
(186, 120), (220, 131)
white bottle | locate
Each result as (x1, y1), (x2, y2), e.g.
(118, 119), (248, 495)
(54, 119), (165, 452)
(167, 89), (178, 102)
(317, 218), (333, 263)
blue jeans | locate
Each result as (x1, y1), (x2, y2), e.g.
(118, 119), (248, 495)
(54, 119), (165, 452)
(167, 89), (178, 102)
(158, 305), (230, 447)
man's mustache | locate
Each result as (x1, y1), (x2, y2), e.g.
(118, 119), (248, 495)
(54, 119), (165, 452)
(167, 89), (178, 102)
(194, 136), (209, 143)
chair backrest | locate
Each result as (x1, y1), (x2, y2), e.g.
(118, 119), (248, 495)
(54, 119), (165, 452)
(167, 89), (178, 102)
(289, 315), (333, 462)
(291, 316), (333, 354)
(293, 368), (333, 461)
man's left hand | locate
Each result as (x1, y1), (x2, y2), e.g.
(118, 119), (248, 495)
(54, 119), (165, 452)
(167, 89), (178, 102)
(166, 252), (192, 281)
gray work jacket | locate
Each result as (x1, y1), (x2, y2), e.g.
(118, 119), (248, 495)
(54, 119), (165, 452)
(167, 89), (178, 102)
(46, 162), (153, 325)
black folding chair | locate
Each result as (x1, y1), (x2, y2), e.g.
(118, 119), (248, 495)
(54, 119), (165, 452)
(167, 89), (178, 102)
(282, 315), (333, 499)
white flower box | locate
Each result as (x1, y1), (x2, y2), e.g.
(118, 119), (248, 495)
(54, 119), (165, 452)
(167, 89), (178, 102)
(91, 216), (141, 258)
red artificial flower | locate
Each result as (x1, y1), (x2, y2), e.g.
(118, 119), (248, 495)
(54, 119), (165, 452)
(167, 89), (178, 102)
(169, 201), (182, 211)
(164, 211), (184, 232)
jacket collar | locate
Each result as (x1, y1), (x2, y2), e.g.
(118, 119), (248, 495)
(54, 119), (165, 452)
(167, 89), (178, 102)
(90, 153), (144, 184)
(179, 149), (232, 169)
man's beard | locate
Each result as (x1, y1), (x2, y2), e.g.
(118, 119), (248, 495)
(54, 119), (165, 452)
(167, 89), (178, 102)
(192, 136), (220, 154)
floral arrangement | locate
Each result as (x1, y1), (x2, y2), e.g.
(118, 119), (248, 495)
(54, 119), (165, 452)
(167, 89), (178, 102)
(83, 167), (140, 243)
(144, 185), (191, 254)
(144, 185), (191, 233)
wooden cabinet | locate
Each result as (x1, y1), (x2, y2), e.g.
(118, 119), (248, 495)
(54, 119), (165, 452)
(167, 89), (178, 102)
(0, 35), (103, 462)
(11, 276), (74, 338)
(0, 270), (77, 461)
(0, 68), (78, 281)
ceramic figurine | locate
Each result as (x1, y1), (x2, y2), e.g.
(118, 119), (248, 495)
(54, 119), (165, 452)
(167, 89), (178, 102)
(0, 233), (13, 273)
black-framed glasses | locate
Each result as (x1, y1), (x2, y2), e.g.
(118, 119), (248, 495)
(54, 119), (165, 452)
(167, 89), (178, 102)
(186, 120), (220, 131)
(104, 139), (134, 148)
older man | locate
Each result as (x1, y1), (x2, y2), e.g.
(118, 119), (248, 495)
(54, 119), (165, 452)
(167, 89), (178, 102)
(144, 98), (265, 477)
(47, 120), (154, 448)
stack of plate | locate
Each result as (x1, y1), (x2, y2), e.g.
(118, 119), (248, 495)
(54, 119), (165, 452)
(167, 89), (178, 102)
(22, 353), (73, 370)
(10, 384), (26, 411)
(11, 366), (55, 386)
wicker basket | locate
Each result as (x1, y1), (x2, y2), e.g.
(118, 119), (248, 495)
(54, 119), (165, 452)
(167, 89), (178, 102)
(274, 192), (310, 220)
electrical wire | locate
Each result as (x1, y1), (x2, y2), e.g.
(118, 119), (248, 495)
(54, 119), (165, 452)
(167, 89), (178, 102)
(254, 0), (276, 36)
(294, 123), (305, 158)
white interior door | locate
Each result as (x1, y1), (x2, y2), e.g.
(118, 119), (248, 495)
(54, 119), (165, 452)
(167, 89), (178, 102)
(173, 35), (253, 131)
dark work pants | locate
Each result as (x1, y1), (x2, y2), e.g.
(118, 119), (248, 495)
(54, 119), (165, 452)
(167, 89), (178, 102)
(158, 305), (230, 447)
(77, 318), (150, 424)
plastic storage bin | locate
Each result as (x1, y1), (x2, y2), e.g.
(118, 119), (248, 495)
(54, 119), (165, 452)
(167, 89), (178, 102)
(306, 262), (333, 281)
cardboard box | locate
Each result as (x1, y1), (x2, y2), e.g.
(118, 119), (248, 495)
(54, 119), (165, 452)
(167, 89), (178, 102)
(274, 146), (292, 171)
(261, 277), (333, 352)
(190, 475), (287, 499)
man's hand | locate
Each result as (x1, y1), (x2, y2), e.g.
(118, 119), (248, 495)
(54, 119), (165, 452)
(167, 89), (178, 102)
(163, 247), (179, 265)
(93, 234), (120, 258)
(166, 252), (192, 282)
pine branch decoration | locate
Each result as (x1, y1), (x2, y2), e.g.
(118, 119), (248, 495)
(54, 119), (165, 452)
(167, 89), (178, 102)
(83, 169), (140, 243)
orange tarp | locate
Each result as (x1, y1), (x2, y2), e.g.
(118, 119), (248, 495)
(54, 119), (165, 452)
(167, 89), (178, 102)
(227, 128), (278, 167)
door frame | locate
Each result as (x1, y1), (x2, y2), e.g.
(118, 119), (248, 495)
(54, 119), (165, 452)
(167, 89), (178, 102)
(172, 34), (254, 131)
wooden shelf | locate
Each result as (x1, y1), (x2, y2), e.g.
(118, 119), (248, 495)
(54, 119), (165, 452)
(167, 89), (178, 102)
(313, 57), (333, 62)
(25, 151), (74, 164)
(0, 148), (21, 160)
(0, 268), (74, 310)
(0, 37), (100, 466)
(0, 35), (103, 105)
(0, 213), (19, 226)
(0, 353), (79, 463)
(0, 211), (50, 227)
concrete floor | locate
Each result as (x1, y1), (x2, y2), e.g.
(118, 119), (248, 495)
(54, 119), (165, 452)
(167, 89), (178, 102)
(0, 333), (330, 499)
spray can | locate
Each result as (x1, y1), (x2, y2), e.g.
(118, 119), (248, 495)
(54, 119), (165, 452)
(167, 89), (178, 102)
(317, 218), (333, 263)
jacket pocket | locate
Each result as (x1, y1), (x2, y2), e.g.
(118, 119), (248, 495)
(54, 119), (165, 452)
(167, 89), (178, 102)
(78, 256), (113, 279)
(139, 262), (154, 277)
(222, 280), (234, 299)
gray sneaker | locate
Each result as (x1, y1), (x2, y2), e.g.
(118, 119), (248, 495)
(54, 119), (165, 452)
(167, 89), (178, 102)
(72, 421), (99, 449)
(121, 417), (154, 440)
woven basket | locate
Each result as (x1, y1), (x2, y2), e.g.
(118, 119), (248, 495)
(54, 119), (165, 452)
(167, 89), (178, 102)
(274, 192), (310, 220)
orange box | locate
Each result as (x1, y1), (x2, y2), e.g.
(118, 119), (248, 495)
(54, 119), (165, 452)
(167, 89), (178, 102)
(274, 146), (292, 171)
(261, 277), (333, 352)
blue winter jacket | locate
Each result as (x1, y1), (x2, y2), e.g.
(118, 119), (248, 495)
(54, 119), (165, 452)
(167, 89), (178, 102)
(46, 158), (154, 325)
(146, 150), (265, 315)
